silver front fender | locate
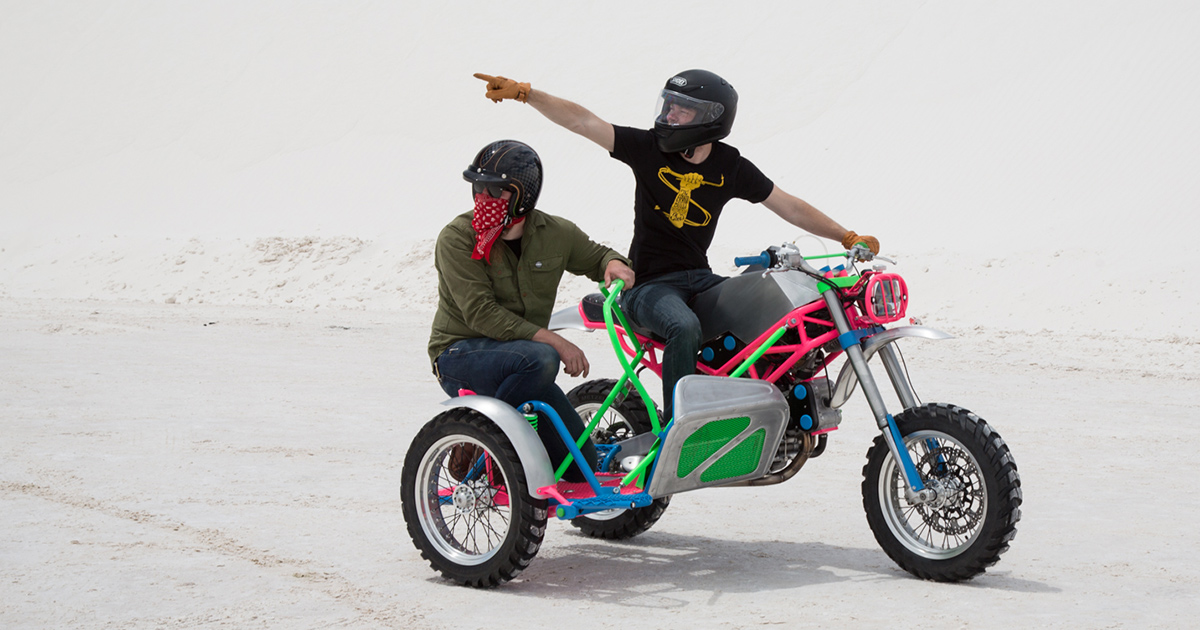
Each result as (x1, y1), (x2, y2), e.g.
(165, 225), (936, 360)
(440, 396), (556, 498)
(548, 303), (590, 332)
(829, 326), (954, 408)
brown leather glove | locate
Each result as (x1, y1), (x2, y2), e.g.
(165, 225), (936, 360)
(841, 230), (880, 254)
(473, 73), (531, 103)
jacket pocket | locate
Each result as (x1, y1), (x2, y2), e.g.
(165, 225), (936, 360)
(528, 255), (565, 297)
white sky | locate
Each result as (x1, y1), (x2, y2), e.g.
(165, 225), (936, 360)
(4, 2), (1198, 250)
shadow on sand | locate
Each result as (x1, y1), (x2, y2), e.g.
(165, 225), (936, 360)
(464, 531), (1057, 608)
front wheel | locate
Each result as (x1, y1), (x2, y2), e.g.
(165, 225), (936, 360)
(400, 407), (548, 587)
(862, 403), (1022, 582)
(566, 379), (670, 539)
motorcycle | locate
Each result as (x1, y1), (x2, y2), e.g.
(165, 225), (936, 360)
(400, 243), (1022, 587)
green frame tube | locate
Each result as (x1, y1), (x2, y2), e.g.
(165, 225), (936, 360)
(600, 281), (665, 489)
(599, 281), (662, 432)
(728, 324), (789, 378)
(552, 280), (662, 483)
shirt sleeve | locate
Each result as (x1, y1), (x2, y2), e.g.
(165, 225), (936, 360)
(735, 155), (775, 204)
(557, 218), (632, 283)
(609, 125), (648, 168)
(434, 224), (542, 341)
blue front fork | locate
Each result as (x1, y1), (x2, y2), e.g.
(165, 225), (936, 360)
(824, 290), (926, 493)
(886, 414), (925, 492)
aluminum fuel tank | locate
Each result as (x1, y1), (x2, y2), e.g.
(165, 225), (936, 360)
(691, 269), (825, 342)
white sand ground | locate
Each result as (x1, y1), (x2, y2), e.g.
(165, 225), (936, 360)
(1, 295), (1198, 629)
(4, 1), (1200, 628)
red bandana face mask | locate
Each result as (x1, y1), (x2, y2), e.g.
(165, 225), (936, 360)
(470, 193), (523, 263)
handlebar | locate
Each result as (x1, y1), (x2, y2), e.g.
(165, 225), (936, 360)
(733, 243), (895, 275)
(601, 278), (625, 297)
(733, 252), (772, 268)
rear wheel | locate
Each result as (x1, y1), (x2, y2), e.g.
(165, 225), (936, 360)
(401, 407), (548, 587)
(862, 403), (1022, 581)
(566, 379), (670, 539)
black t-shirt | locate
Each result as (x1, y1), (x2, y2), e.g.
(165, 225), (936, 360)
(610, 125), (775, 283)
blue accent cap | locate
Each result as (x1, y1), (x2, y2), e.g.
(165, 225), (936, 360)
(800, 414), (814, 431)
(723, 335), (736, 351)
(838, 325), (887, 350)
(793, 384), (807, 399)
(702, 347), (714, 361)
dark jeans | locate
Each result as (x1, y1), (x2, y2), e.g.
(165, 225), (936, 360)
(435, 337), (598, 481)
(620, 269), (726, 421)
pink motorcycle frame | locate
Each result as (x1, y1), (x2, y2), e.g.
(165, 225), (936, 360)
(574, 272), (887, 388)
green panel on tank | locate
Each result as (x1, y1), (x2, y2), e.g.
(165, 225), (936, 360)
(701, 428), (766, 483)
(677, 416), (750, 478)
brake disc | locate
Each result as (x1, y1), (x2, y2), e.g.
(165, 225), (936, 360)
(913, 445), (984, 536)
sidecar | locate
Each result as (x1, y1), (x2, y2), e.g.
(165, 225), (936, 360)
(400, 371), (805, 587)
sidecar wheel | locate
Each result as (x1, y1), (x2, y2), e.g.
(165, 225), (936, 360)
(566, 379), (671, 539)
(862, 403), (1022, 582)
(401, 407), (548, 587)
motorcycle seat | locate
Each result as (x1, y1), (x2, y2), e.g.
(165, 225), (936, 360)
(580, 293), (665, 343)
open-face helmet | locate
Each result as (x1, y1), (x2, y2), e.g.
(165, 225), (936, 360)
(652, 69), (738, 154)
(462, 139), (543, 217)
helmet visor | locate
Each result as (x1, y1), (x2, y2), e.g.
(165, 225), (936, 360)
(655, 89), (726, 128)
(463, 167), (515, 199)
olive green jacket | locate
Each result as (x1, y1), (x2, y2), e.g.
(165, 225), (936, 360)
(427, 209), (630, 367)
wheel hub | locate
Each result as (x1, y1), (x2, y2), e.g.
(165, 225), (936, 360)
(452, 479), (499, 514)
(451, 483), (479, 513)
(922, 476), (965, 509)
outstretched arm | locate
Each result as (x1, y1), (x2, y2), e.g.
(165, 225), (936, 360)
(761, 185), (880, 253)
(525, 89), (615, 152)
(474, 73), (614, 152)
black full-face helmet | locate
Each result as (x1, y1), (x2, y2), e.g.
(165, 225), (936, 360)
(462, 139), (543, 218)
(652, 69), (738, 154)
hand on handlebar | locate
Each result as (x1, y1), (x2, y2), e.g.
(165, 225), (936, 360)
(604, 259), (635, 289)
(841, 231), (880, 255)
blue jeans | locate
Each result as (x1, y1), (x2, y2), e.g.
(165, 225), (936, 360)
(435, 337), (598, 481)
(620, 269), (726, 421)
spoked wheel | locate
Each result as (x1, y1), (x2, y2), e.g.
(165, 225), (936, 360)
(862, 403), (1022, 582)
(401, 407), (548, 587)
(566, 379), (670, 539)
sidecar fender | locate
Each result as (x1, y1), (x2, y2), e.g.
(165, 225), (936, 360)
(829, 326), (954, 408)
(441, 396), (557, 498)
(548, 303), (590, 332)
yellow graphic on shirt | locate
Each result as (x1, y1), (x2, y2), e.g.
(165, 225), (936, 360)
(657, 168), (725, 228)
